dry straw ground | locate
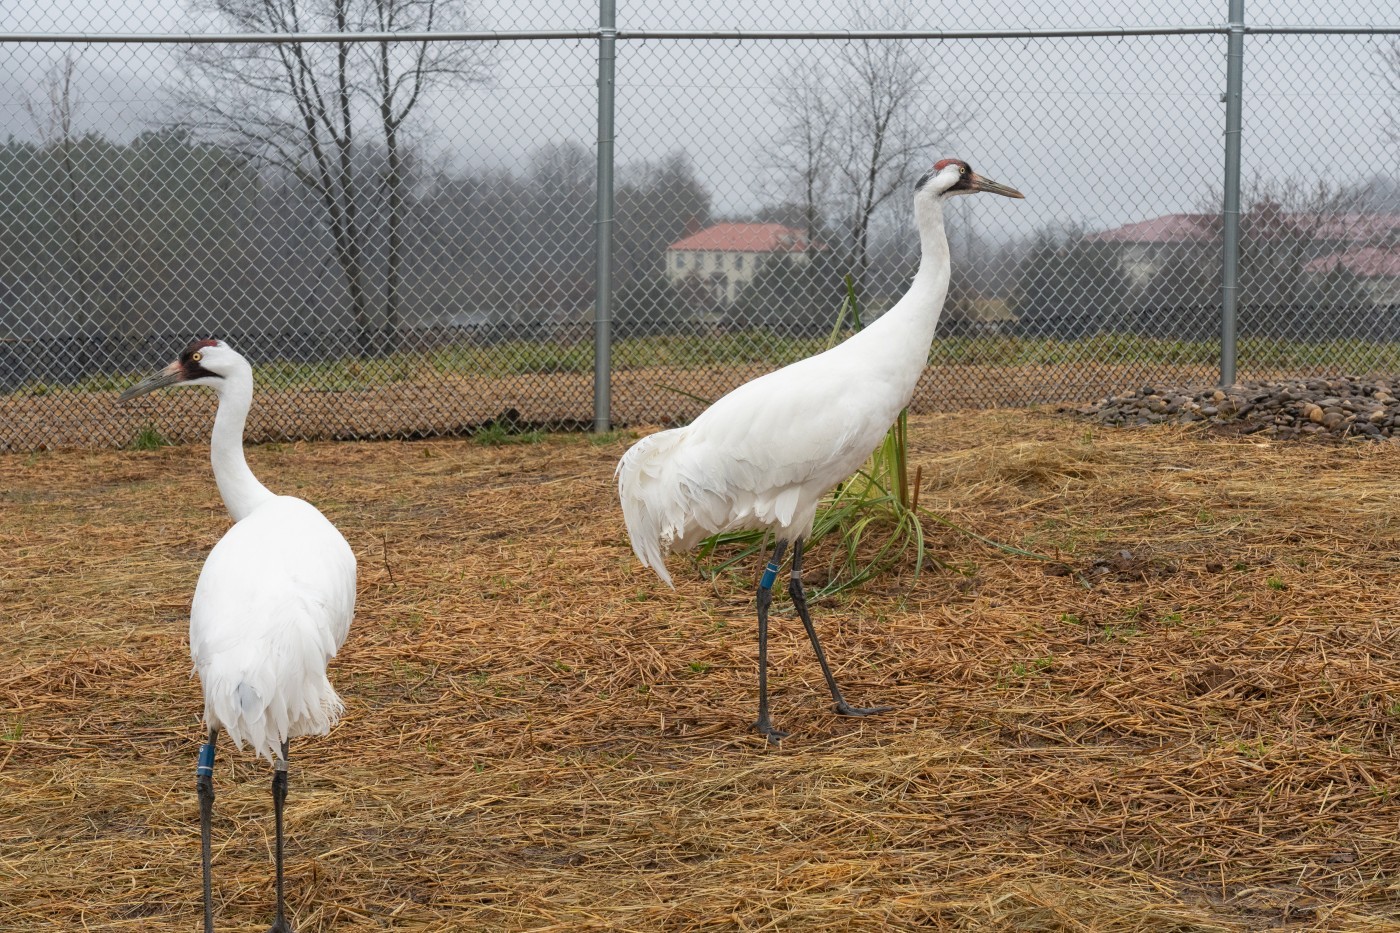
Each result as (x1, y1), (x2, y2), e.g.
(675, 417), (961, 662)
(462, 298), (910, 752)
(1, 411), (1398, 931)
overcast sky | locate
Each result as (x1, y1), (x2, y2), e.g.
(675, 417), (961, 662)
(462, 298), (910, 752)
(3, 0), (1397, 244)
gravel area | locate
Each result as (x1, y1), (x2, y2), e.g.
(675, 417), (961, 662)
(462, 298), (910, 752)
(1067, 376), (1400, 442)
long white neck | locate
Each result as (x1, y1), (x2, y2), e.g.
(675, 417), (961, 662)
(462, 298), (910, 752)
(209, 366), (275, 522)
(854, 192), (950, 369)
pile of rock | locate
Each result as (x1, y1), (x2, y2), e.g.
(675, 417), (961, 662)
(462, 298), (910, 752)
(1066, 376), (1400, 442)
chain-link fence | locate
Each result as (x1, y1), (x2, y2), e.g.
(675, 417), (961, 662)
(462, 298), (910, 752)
(1, 2), (1397, 450)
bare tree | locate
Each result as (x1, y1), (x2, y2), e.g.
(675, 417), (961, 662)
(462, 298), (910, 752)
(24, 52), (93, 363)
(1197, 176), (1369, 306)
(762, 0), (968, 298)
(761, 58), (838, 264)
(1383, 39), (1400, 147)
(522, 140), (594, 317)
(179, 0), (490, 355)
(23, 51), (81, 149)
(1241, 179), (1367, 307)
(367, 0), (489, 351)
(836, 31), (959, 293)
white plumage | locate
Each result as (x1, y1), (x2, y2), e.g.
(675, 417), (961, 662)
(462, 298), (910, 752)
(617, 319), (929, 586)
(617, 159), (1024, 741)
(121, 338), (354, 932)
(191, 494), (354, 761)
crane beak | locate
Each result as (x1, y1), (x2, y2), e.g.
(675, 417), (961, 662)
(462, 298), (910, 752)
(967, 173), (1025, 199)
(120, 363), (183, 402)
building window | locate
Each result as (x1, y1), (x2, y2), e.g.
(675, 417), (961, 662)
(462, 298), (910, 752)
(676, 254), (685, 269)
(736, 255), (744, 271)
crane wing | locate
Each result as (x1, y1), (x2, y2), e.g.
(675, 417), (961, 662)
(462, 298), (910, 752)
(190, 496), (356, 759)
(618, 348), (908, 583)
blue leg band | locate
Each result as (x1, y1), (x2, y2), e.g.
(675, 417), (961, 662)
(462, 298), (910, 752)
(197, 742), (216, 777)
(759, 561), (781, 590)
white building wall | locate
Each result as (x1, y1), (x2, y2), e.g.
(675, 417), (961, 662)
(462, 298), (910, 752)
(664, 246), (813, 305)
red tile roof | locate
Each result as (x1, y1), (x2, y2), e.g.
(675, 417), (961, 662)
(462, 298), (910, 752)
(1086, 213), (1218, 243)
(1306, 213), (1400, 241)
(1089, 211), (1400, 245)
(667, 223), (818, 253)
(1305, 247), (1400, 279)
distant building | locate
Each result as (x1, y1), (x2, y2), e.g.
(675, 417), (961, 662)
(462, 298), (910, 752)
(1088, 211), (1400, 293)
(1084, 213), (1216, 289)
(1305, 247), (1400, 306)
(665, 223), (821, 305)
(1297, 216), (1400, 308)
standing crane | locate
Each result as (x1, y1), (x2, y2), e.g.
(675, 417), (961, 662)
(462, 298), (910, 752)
(122, 339), (356, 933)
(617, 159), (1023, 743)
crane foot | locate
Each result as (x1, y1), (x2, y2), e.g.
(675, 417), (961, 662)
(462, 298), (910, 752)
(753, 720), (789, 744)
(834, 702), (892, 718)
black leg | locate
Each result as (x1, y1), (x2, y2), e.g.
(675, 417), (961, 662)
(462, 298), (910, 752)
(197, 727), (218, 933)
(789, 537), (892, 718)
(754, 539), (789, 744)
(269, 740), (292, 933)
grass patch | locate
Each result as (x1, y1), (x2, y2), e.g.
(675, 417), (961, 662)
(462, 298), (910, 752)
(472, 423), (547, 446)
(15, 332), (1400, 399)
(1010, 657), (1053, 678)
(127, 424), (170, 451)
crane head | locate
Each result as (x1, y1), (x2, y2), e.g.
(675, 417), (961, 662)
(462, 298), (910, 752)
(119, 338), (231, 401)
(916, 159), (1024, 200)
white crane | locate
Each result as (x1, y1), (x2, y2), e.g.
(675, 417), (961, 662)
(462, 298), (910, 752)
(121, 339), (356, 933)
(617, 159), (1023, 743)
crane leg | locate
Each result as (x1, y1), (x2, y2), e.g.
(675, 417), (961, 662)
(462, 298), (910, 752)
(754, 539), (789, 744)
(789, 537), (892, 719)
(197, 727), (218, 933)
(268, 740), (292, 933)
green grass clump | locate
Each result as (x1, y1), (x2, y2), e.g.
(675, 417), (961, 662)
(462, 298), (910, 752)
(128, 424), (170, 451)
(472, 423), (546, 447)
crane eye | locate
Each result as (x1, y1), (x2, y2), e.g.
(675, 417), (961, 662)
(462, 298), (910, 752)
(959, 167), (967, 175)
(192, 351), (202, 362)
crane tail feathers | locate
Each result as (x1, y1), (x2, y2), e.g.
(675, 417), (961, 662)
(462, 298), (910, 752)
(772, 485), (801, 528)
(617, 429), (708, 588)
(199, 622), (344, 762)
(618, 425), (804, 585)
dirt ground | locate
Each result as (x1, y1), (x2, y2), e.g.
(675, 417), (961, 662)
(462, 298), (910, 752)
(1, 411), (1397, 931)
(0, 361), (1219, 450)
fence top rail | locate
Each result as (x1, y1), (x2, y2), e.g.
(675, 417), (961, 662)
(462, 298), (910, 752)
(622, 24), (1400, 38)
(3, 23), (1399, 44)
(0, 29), (602, 44)
(623, 26), (1229, 39)
(1245, 23), (1400, 35)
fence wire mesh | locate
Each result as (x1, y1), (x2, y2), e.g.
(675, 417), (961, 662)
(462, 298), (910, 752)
(1, 2), (1397, 450)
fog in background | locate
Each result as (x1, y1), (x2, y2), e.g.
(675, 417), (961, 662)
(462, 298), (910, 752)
(4, 0), (1397, 235)
(1, 0), (1398, 394)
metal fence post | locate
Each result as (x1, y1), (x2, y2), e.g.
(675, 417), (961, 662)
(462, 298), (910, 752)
(1219, 0), (1245, 386)
(593, 0), (617, 432)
